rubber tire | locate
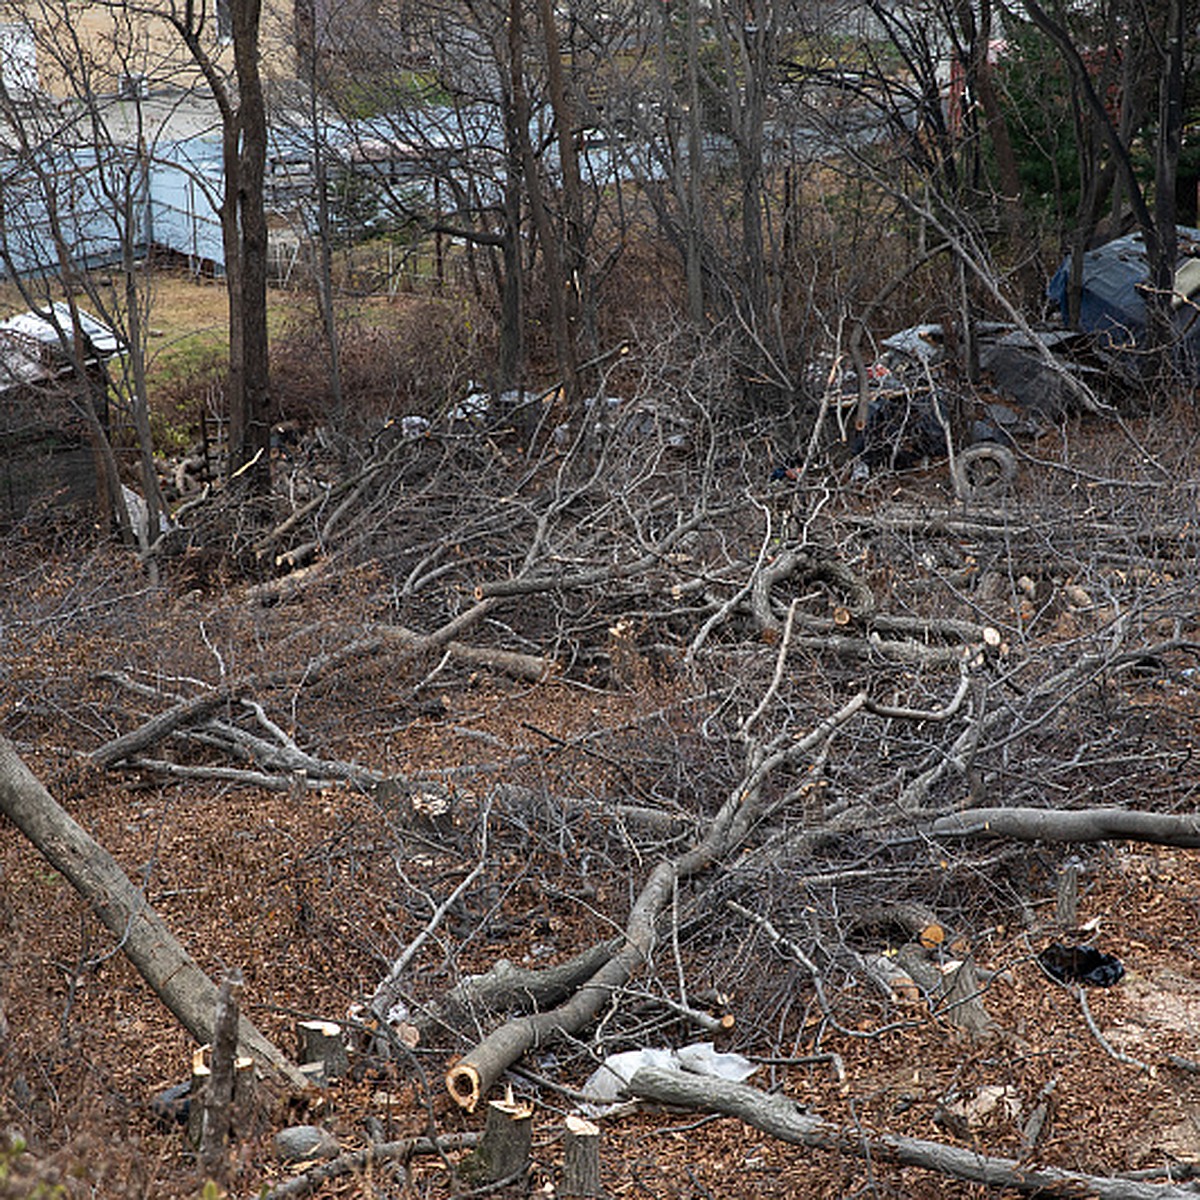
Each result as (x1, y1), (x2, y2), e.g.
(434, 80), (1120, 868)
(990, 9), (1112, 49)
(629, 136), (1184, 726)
(951, 443), (1017, 501)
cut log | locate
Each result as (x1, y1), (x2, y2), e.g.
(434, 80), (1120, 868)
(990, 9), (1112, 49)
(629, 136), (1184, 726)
(1056, 861), (1080, 927)
(895, 948), (995, 1039)
(414, 939), (621, 1046)
(188, 1045), (255, 1150)
(0, 736), (307, 1090)
(187, 1046), (211, 1150)
(561, 1114), (602, 1198)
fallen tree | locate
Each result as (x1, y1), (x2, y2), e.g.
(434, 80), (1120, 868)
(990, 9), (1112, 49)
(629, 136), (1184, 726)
(626, 1067), (1196, 1200)
(0, 735), (307, 1090)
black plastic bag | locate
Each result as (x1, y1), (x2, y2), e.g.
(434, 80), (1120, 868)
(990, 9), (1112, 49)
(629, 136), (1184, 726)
(1037, 942), (1124, 988)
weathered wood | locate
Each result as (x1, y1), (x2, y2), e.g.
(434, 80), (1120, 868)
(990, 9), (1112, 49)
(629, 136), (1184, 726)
(0, 736), (307, 1090)
(1056, 861), (1080, 926)
(626, 1067), (1194, 1199)
(90, 686), (238, 766)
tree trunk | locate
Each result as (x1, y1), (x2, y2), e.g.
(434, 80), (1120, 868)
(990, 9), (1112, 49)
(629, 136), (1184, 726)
(231, 0), (271, 489)
(0, 736), (306, 1089)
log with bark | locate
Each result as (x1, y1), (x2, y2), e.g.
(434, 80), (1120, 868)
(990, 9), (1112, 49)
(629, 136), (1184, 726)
(626, 1066), (1195, 1199)
(561, 1114), (602, 1198)
(458, 1094), (533, 1184)
(932, 807), (1200, 847)
(409, 940), (622, 1045)
(0, 736), (307, 1090)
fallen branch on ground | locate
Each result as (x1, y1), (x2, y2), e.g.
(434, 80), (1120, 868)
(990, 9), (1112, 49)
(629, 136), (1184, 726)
(0, 736), (307, 1090)
(625, 1066), (1194, 1199)
(931, 807), (1200, 847)
(443, 691), (871, 1111)
(260, 1132), (481, 1200)
(410, 940), (623, 1045)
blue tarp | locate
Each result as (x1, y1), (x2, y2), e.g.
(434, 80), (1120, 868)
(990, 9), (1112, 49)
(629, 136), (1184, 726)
(1047, 227), (1200, 376)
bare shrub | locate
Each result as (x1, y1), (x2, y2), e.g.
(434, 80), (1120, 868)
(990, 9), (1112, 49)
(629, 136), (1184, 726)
(269, 296), (485, 433)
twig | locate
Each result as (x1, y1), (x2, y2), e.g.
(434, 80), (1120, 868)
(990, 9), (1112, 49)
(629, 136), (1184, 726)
(370, 859), (489, 1022)
(740, 598), (799, 740)
(752, 1052), (847, 1084)
(1077, 985), (1149, 1072)
(726, 899), (918, 1041)
(686, 492), (774, 664)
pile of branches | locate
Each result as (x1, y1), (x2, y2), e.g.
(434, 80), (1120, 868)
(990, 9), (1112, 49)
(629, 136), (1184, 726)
(8, 352), (1200, 1196)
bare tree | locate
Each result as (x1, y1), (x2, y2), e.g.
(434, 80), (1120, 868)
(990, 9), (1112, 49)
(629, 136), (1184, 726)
(1019, 0), (1188, 370)
(146, 0), (272, 490)
(0, 0), (166, 542)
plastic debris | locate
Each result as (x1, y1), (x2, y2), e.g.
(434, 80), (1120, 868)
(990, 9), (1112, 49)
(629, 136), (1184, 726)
(579, 1042), (757, 1115)
(1037, 942), (1125, 987)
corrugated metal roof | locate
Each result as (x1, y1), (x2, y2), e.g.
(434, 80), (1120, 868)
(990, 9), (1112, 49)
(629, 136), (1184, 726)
(0, 303), (120, 394)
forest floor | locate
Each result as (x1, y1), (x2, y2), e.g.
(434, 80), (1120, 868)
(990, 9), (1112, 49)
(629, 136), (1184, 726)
(4, 392), (1200, 1198)
(4, 673), (1200, 1200)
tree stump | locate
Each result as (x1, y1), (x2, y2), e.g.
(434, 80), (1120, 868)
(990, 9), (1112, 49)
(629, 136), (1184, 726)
(186, 1045), (211, 1150)
(187, 1045), (256, 1149)
(297, 1019), (349, 1081)
(562, 1114), (602, 1198)
(1056, 860), (1080, 928)
(459, 1095), (533, 1184)
(199, 970), (243, 1180)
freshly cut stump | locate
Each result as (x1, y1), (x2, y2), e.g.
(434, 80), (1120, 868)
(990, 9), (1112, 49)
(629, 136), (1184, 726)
(562, 1114), (602, 1198)
(460, 1096), (533, 1184)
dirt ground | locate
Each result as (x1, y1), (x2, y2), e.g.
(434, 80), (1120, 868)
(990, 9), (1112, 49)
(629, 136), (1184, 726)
(4, 369), (1200, 1198)
(3, 647), (1200, 1199)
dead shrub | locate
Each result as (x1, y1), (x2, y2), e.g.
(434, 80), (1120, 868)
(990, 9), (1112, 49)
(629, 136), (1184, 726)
(269, 296), (485, 434)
